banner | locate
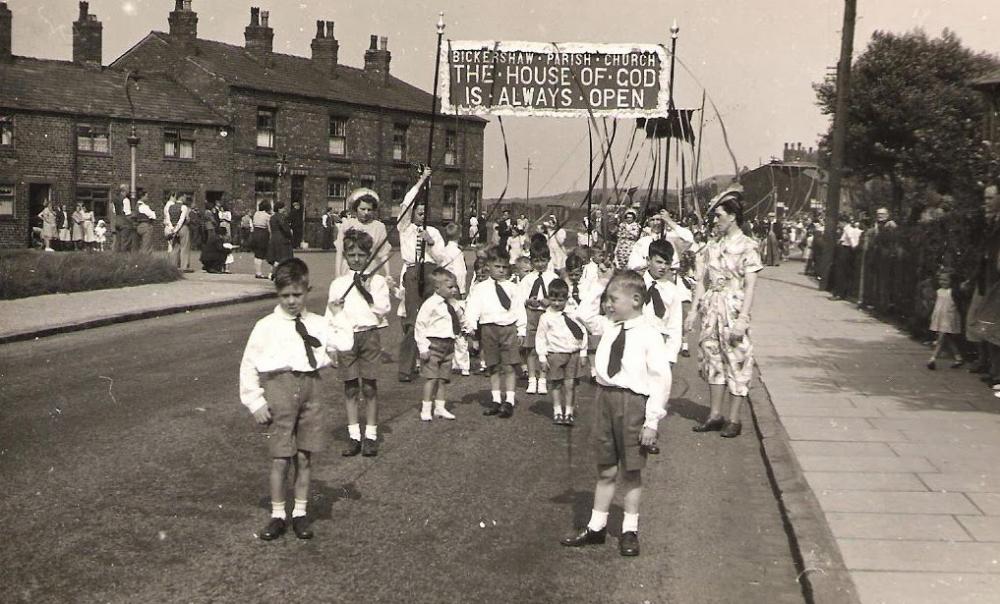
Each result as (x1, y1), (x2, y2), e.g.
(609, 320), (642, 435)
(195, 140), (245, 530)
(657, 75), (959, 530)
(440, 41), (670, 118)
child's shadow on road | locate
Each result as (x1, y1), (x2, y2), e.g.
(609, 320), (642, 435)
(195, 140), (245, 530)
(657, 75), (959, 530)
(549, 488), (623, 535)
(257, 481), (364, 520)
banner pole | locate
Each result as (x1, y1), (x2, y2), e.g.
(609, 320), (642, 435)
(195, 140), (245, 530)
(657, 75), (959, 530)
(417, 11), (446, 298)
(662, 20), (679, 213)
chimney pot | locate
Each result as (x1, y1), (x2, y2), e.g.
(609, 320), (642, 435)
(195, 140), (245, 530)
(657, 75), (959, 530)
(379, 36), (388, 51)
(315, 20), (324, 39)
(0, 1), (10, 63)
(311, 18), (339, 74)
(245, 7), (273, 58)
(79, 1), (89, 20)
(325, 21), (335, 38)
(73, 0), (102, 66)
(261, 10), (269, 27)
(169, 0), (198, 39)
(369, 35), (378, 50)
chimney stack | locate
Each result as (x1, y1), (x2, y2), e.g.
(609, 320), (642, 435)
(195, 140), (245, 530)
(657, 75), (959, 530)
(72, 2), (102, 67)
(364, 34), (391, 86)
(168, 0), (197, 40)
(0, 2), (12, 63)
(245, 7), (274, 60)
(311, 19), (339, 76)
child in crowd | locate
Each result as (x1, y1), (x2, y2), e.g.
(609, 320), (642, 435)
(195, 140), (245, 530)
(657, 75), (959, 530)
(439, 223), (471, 376)
(464, 246), (527, 417)
(415, 268), (463, 420)
(927, 270), (964, 370)
(642, 240), (684, 364)
(94, 219), (107, 251)
(563, 253), (587, 315)
(512, 256), (532, 283)
(519, 244), (559, 394)
(327, 230), (392, 457)
(576, 248), (616, 378)
(470, 255), (490, 373)
(561, 271), (671, 557)
(508, 227), (527, 264)
(239, 258), (354, 541)
(536, 279), (588, 425)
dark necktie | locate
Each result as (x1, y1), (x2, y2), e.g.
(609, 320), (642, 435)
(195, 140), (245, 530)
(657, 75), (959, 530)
(530, 275), (546, 299)
(294, 315), (321, 369)
(446, 300), (461, 336)
(495, 281), (511, 310)
(607, 323), (626, 377)
(571, 281), (581, 304)
(354, 272), (374, 305)
(563, 313), (584, 340)
(647, 283), (666, 318)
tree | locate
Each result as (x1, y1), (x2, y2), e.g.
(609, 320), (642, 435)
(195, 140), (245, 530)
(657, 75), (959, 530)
(814, 29), (999, 214)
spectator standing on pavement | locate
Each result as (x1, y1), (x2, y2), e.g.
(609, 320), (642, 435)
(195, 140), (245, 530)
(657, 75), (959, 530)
(239, 212), (252, 248)
(94, 219), (108, 251)
(250, 201), (272, 280)
(218, 203), (232, 241)
(321, 207), (336, 251)
(613, 208), (642, 269)
(267, 201), (294, 268)
(290, 201), (304, 249)
(56, 204), (71, 250)
(135, 193), (158, 254)
(164, 193), (192, 272)
(560, 271), (670, 557)
(112, 184), (137, 253)
(927, 270), (964, 370)
(239, 258), (354, 541)
(71, 203), (85, 250)
(496, 209), (513, 253)
(469, 214), (479, 244)
(80, 203), (96, 251)
(687, 190), (763, 438)
(542, 215), (569, 272)
(965, 185), (1000, 389)
(200, 226), (229, 274)
(38, 199), (56, 251)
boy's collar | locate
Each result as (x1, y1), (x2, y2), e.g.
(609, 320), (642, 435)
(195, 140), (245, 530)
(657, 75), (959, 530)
(614, 313), (644, 327)
(273, 305), (304, 320)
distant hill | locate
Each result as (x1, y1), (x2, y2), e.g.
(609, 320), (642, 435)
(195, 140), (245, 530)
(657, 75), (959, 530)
(484, 174), (735, 208)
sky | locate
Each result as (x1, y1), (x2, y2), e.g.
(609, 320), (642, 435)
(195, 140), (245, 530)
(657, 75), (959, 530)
(6, 0), (999, 199)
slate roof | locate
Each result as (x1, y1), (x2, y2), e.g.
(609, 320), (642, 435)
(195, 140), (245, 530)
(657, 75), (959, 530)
(0, 56), (226, 125)
(122, 33), (484, 123)
(971, 67), (1000, 88)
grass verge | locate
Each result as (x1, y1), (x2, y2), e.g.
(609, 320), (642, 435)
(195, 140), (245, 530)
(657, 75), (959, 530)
(0, 250), (181, 300)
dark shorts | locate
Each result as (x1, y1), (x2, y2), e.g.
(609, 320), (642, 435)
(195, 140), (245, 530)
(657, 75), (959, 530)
(546, 352), (581, 382)
(524, 308), (543, 349)
(339, 328), (382, 381)
(592, 385), (648, 472)
(420, 337), (455, 382)
(480, 323), (520, 369)
(262, 371), (327, 458)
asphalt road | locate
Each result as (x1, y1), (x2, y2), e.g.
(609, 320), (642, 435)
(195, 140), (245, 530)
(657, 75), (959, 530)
(0, 255), (805, 604)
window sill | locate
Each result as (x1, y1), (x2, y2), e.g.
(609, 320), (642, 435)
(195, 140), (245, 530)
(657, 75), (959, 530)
(164, 157), (197, 163)
(328, 155), (350, 163)
(255, 148), (277, 155)
(76, 151), (112, 158)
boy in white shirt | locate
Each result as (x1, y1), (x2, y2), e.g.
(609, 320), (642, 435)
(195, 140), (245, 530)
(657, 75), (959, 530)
(642, 239), (684, 363)
(327, 230), (392, 458)
(536, 279), (588, 425)
(464, 246), (527, 418)
(518, 246), (559, 394)
(240, 258), (354, 541)
(438, 223), (471, 376)
(561, 270), (671, 557)
(415, 268), (463, 421)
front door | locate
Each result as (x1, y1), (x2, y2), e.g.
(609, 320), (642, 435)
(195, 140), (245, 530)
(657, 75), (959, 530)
(290, 176), (306, 247)
(28, 183), (52, 248)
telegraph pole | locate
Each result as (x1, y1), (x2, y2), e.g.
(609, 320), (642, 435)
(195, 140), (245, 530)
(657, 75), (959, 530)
(524, 158), (532, 217)
(820, 0), (857, 288)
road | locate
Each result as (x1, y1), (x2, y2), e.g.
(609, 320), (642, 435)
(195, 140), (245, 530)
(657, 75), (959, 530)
(0, 254), (805, 604)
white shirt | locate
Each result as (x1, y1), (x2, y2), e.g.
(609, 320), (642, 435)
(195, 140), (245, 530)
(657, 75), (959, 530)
(239, 306), (355, 413)
(535, 308), (588, 362)
(642, 271), (684, 362)
(627, 227), (694, 271)
(399, 223), (446, 267)
(414, 294), (462, 355)
(464, 277), (527, 336)
(593, 314), (672, 430)
(575, 274), (611, 337)
(546, 228), (568, 271)
(438, 241), (468, 294)
(327, 271), (392, 331)
(517, 269), (559, 303)
(839, 224), (863, 248)
(137, 201), (156, 220)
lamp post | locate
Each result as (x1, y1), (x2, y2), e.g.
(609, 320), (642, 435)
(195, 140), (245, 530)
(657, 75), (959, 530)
(123, 70), (142, 198)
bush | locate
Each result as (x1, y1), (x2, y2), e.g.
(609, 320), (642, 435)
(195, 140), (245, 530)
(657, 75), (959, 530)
(0, 250), (182, 300)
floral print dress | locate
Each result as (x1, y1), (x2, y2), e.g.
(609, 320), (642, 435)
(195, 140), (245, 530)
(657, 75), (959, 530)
(614, 220), (642, 269)
(696, 231), (764, 396)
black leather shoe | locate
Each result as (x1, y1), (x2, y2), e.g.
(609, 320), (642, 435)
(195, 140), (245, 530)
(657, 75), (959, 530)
(483, 402), (501, 416)
(619, 531), (640, 556)
(643, 443), (660, 454)
(560, 527), (606, 547)
(692, 416), (726, 432)
(361, 438), (378, 457)
(341, 439), (362, 457)
(259, 517), (286, 541)
(398, 374), (413, 383)
(720, 421), (743, 438)
(291, 516), (314, 540)
(498, 402), (514, 418)
(680, 348), (691, 358)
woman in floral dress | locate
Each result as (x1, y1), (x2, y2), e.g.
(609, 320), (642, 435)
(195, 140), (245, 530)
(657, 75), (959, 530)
(686, 190), (763, 438)
(613, 208), (641, 269)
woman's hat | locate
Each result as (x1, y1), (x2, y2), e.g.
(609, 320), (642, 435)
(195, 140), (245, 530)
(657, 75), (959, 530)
(346, 187), (380, 206)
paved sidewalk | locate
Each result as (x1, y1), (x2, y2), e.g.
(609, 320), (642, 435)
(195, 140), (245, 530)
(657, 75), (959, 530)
(753, 263), (1000, 604)
(0, 271), (272, 343)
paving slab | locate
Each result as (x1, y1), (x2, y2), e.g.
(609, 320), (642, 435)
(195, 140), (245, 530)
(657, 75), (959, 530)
(805, 472), (927, 492)
(814, 490), (981, 515)
(797, 456), (938, 473)
(969, 494), (1000, 516)
(852, 572), (1000, 604)
(958, 516), (1000, 542)
(825, 513), (971, 541)
(838, 539), (1000, 573)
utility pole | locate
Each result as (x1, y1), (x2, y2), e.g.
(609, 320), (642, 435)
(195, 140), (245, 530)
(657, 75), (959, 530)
(820, 0), (857, 289)
(524, 158), (532, 218)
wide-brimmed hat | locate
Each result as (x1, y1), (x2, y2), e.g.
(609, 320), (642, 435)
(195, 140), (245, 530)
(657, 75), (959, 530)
(346, 187), (380, 206)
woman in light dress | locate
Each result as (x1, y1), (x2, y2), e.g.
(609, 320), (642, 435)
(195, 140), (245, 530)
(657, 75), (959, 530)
(38, 200), (57, 251)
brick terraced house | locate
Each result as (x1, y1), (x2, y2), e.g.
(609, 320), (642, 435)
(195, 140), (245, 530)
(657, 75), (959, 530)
(0, 0), (486, 249)
(112, 0), (486, 245)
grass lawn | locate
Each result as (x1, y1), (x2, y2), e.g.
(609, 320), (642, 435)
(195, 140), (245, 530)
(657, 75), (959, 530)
(0, 249), (181, 300)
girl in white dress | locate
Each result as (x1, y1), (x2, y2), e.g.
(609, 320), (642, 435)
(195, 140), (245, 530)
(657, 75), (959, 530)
(927, 271), (963, 370)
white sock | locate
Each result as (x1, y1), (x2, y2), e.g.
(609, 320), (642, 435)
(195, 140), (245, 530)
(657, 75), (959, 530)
(505, 391), (515, 404)
(365, 424), (378, 440)
(553, 403), (562, 416)
(527, 377), (537, 385)
(587, 509), (608, 532)
(292, 498), (308, 518)
(565, 406), (574, 416)
(491, 390), (502, 403)
(271, 500), (286, 520)
(622, 512), (639, 533)
(347, 423), (361, 441)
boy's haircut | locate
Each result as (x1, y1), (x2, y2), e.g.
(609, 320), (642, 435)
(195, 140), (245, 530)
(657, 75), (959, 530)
(343, 228), (374, 253)
(515, 256), (532, 269)
(575, 245), (593, 263)
(529, 232), (547, 250)
(443, 222), (461, 241)
(529, 236), (551, 260)
(648, 239), (675, 264)
(547, 278), (570, 298)
(564, 252), (586, 273)
(432, 266), (456, 286)
(485, 245), (510, 264)
(473, 255), (488, 273)
(607, 270), (647, 305)
(273, 258), (310, 288)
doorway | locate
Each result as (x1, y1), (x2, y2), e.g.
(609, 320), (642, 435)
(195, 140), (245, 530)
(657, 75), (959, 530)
(27, 183), (52, 248)
(290, 175), (306, 247)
